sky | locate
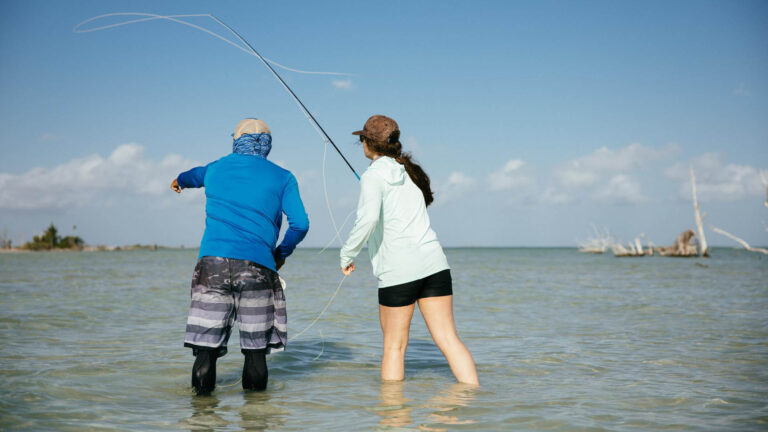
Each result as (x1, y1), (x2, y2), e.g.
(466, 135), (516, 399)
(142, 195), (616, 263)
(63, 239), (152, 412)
(1, 0), (767, 248)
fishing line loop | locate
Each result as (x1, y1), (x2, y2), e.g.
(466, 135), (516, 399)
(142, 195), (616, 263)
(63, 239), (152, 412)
(76, 11), (358, 361)
(73, 12), (353, 76)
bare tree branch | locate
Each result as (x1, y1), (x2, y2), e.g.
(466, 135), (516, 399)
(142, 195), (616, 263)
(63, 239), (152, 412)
(709, 224), (768, 255)
(690, 165), (709, 257)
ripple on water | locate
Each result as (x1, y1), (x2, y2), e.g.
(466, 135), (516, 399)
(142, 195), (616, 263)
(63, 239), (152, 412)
(1, 248), (767, 431)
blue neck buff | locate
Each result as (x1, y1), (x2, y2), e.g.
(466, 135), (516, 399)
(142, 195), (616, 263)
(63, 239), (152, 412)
(233, 133), (272, 158)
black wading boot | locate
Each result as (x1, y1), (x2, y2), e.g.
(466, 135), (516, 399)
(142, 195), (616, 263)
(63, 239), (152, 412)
(192, 349), (217, 395)
(242, 349), (268, 391)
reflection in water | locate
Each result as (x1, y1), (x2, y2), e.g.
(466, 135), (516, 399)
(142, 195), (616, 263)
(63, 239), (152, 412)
(179, 388), (290, 431)
(423, 383), (477, 428)
(180, 394), (227, 431)
(377, 381), (413, 428)
(7, 249), (763, 430)
(375, 382), (478, 430)
(238, 390), (290, 431)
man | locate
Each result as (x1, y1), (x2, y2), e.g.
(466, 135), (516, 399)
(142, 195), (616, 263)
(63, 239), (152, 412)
(171, 118), (309, 395)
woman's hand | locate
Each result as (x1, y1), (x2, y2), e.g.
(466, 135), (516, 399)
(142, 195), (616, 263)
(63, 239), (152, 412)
(275, 256), (286, 271)
(171, 178), (182, 193)
(341, 262), (355, 276)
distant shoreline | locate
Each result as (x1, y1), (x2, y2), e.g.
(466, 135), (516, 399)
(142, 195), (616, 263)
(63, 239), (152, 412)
(0, 246), (197, 253)
(1, 245), (763, 254)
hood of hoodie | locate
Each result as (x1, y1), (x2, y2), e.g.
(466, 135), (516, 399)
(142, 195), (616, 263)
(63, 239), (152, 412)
(368, 156), (406, 185)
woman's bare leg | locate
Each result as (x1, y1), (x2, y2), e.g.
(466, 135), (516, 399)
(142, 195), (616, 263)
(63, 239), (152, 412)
(379, 303), (416, 381)
(418, 295), (479, 385)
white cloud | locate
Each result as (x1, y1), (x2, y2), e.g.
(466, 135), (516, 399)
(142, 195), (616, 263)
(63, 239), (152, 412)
(488, 159), (534, 191)
(447, 171), (475, 187)
(435, 171), (476, 204)
(541, 143), (679, 204)
(331, 79), (353, 89)
(555, 143), (678, 189)
(295, 169), (319, 187)
(0, 144), (202, 210)
(556, 170), (599, 188)
(664, 153), (766, 202)
(594, 174), (646, 204)
(539, 187), (573, 205)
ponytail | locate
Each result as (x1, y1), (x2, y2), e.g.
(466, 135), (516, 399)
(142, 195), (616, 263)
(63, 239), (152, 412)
(397, 151), (434, 207)
(366, 130), (434, 206)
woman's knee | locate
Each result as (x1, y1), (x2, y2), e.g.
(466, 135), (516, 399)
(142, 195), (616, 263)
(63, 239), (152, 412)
(382, 336), (409, 355)
(431, 331), (462, 352)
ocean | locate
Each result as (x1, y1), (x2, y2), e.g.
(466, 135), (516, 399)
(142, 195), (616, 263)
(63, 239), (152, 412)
(1, 248), (766, 431)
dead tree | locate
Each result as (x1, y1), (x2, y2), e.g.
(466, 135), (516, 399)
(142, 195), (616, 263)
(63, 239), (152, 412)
(690, 166), (709, 257)
(709, 224), (768, 255)
(655, 229), (699, 257)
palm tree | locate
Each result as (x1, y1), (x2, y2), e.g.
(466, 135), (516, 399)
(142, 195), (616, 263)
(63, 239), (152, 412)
(42, 223), (58, 249)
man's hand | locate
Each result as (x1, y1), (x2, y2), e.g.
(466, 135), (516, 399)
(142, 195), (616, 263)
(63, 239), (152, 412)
(171, 178), (182, 193)
(341, 262), (355, 276)
(275, 256), (286, 271)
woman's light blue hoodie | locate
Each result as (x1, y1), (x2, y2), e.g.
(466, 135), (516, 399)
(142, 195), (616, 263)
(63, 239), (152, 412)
(340, 156), (449, 288)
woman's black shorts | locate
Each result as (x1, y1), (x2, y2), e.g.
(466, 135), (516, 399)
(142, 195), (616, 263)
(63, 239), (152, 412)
(378, 269), (453, 307)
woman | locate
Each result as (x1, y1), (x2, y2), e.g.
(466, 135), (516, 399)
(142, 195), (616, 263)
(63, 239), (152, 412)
(340, 115), (478, 385)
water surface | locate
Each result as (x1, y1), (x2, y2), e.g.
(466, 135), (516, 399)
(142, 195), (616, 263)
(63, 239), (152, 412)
(1, 248), (766, 430)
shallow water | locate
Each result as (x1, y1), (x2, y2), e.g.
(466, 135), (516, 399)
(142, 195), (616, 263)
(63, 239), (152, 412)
(0, 248), (766, 431)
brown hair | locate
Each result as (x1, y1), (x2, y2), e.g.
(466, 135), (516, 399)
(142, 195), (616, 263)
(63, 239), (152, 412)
(363, 131), (434, 206)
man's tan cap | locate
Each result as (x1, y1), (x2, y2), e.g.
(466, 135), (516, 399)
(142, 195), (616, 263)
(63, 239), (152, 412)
(234, 118), (270, 140)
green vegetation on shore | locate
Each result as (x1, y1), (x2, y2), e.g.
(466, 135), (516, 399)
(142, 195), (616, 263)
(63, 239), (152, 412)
(22, 223), (84, 251)
(0, 224), (182, 252)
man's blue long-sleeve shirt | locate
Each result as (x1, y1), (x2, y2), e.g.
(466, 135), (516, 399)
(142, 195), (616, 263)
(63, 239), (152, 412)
(177, 153), (309, 271)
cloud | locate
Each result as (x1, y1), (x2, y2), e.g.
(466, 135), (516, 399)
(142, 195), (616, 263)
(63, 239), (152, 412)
(539, 187), (573, 205)
(538, 143), (680, 204)
(0, 144), (201, 210)
(434, 171), (476, 204)
(594, 174), (646, 204)
(295, 169), (319, 187)
(488, 159), (534, 191)
(556, 170), (599, 188)
(555, 143), (678, 189)
(331, 79), (353, 89)
(664, 153), (766, 202)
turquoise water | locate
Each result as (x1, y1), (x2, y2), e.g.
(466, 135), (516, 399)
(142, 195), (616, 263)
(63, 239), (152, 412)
(0, 248), (766, 431)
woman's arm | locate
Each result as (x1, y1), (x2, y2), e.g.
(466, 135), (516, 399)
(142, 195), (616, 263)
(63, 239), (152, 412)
(340, 173), (384, 270)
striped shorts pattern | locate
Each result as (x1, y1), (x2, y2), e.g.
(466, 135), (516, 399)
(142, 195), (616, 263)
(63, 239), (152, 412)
(184, 256), (287, 356)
